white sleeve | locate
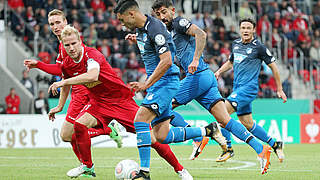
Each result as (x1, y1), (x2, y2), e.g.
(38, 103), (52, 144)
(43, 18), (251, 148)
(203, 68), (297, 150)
(87, 58), (100, 72)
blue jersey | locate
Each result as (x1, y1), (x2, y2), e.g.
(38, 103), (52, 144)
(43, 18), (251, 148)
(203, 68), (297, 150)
(229, 38), (275, 91)
(168, 16), (208, 73)
(136, 15), (179, 77)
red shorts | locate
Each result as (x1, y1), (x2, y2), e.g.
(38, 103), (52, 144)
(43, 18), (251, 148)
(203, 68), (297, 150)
(77, 98), (139, 133)
(65, 94), (90, 124)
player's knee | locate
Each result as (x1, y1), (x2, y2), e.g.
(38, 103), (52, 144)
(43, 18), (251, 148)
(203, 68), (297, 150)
(155, 134), (166, 143)
(60, 131), (72, 142)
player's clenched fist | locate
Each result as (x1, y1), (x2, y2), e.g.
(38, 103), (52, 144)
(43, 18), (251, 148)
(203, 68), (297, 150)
(24, 59), (38, 71)
(125, 33), (137, 43)
(129, 81), (147, 92)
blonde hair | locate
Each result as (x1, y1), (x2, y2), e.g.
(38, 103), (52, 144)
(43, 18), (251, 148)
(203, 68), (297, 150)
(61, 25), (81, 42)
(48, 9), (66, 20)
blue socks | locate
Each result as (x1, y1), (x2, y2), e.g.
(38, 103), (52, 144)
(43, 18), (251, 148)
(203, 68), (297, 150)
(134, 122), (151, 171)
(225, 119), (263, 154)
(221, 128), (232, 148)
(250, 122), (276, 147)
(171, 111), (203, 142)
(162, 127), (203, 144)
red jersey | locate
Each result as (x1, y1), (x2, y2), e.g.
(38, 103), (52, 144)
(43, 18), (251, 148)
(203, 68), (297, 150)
(61, 46), (134, 108)
(57, 42), (88, 96)
(5, 94), (20, 114)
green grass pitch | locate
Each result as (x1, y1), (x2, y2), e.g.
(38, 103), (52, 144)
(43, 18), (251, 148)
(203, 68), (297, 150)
(0, 144), (319, 180)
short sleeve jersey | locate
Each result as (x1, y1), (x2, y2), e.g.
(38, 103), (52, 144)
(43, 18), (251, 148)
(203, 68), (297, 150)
(136, 15), (179, 77)
(57, 42), (88, 95)
(169, 16), (208, 73)
(229, 38), (275, 89)
(61, 46), (134, 104)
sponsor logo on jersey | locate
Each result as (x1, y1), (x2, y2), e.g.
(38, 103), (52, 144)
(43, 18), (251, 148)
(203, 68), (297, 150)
(179, 18), (189, 27)
(246, 47), (252, 54)
(234, 46), (239, 50)
(234, 53), (247, 63)
(73, 72), (79, 75)
(143, 33), (147, 42)
(84, 81), (102, 88)
(155, 34), (166, 46)
(230, 93), (237, 98)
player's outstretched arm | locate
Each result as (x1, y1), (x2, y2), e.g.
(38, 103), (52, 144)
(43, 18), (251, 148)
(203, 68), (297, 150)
(215, 60), (233, 79)
(186, 24), (207, 74)
(268, 62), (287, 103)
(48, 84), (71, 121)
(24, 59), (62, 76)
(130, 51), (172, 92)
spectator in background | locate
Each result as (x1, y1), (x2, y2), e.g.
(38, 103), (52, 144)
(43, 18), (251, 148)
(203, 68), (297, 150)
(5, 88), (20, 114)
(42, 0), (55, 14)
(287, 40), (296, 66)
(110, 38), (127, 71)
(67, 9), (79, 24)
(282, 74), (292, 98)
(36, 8), (48, 28)
(226, 25), (239, 41)
(67, 0), (82, 10)
(34, 90), (49, 114)
(272, 12), (281, 30)
(98, 22), (113, 39)
(55, 0), (66, 11)
(310, 40), (320, 68)
(203, 11), (213, 31)
(98, 39), (111, 59)
(191, 13), (204, 30)
(267, 1), (280, 22)
(212, 10), (225, 32)
(272, 28), (282, 48)
(214, 26), (227, 41)
(83, 23), (98, 47)
(111, 24), (126, 40)
(91, 0), (106, 11)
(239, 1), (253, 20)
(8, 0), (24, 9)
(126, 51), (140, 82)
(10, 6), (24, 37)
(256, 13), (270, 38)
(94, 8), (107, 27)
(21, 69), (34, 95)
(312, 0), (320, 26)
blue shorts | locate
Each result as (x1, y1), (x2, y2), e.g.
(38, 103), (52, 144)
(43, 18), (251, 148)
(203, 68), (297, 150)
(226, 84), (258, 116)
(173, 69), (223, 111)
(141, 75), (180, 127)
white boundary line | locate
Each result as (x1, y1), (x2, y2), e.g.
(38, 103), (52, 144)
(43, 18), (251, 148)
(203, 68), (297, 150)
(0, 156), (313, 173)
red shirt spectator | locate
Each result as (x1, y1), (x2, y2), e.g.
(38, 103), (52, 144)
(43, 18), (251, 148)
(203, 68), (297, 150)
(297, 29), (311, 44)
(280, 13), (293, 31)
(91, 0), (106, 11)
(292, 14), (308, 32)
(5, 88), (20, 114)
(256, 14), (270, 37)
(8, 0), (24, 9)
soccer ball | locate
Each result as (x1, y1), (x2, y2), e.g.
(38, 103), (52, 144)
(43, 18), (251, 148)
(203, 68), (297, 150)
(115, 159), (139, 180)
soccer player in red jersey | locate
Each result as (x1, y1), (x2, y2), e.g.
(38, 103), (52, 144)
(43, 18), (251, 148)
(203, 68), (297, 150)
(48, 25), (190, 179)
(23, 9), (123, 162)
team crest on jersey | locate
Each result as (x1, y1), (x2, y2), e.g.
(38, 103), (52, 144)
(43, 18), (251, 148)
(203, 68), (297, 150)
(230, 93), (237, 98)
(232, 102), (238, 107)
(179, 18), (189, 27)
(143, 33), (147, 42)
(155, 34), (165, 46)
(246, 48), (252, 54)
(234, 53), (247, 63)
(147, 93), (154, 100)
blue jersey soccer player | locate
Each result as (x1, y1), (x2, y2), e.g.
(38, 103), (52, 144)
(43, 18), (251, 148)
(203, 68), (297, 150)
(152, 1), (274, 174)
(115, 0), (223, 179)
(215, 18), (287, 164)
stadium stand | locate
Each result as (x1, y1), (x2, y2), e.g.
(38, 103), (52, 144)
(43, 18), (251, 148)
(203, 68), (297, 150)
(1, 0), (319, 113)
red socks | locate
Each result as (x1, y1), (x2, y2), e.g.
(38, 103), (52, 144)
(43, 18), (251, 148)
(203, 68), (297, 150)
(71, 133), (81, 162)
(151, 142), (183, 172)
(74, 122), (93, 168)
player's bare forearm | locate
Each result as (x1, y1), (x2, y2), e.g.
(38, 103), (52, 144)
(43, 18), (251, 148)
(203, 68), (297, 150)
(217, 60), (233, 74)
(268, 62), (283, 91)
(186, 24), (206, 62)
(145, 51), (172, 88)
(57, 85), (71, 109)
(63, 68), (99, 86)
